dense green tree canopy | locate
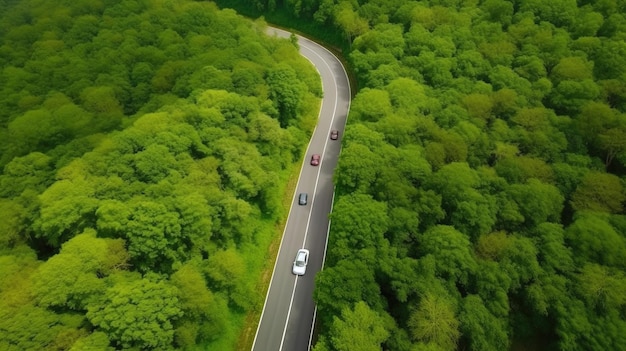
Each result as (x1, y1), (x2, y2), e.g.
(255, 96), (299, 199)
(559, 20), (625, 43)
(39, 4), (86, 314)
(4, 0), (626, 349)
(215, 0), (626, 349)
(0, 0), (320, 349)
(86, 277), (182, 349)
(327, 301), (390, 351)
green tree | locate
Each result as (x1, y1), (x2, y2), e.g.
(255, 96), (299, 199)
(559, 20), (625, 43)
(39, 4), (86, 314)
(31, 231), (114, 310)
(334, 1), (369, 44)
(549, 79), (600, 114)
(475, 231), (511, 262)
(408, 293), (460, 351)
(214, 137), (274, 200)
(570, 171), (625, 213)
(328, 301), (390, 351)
(481, 0), (514, 27)
(598, 126), (626, 168)
(6, 109), (61, 156)
(384, 77), (434, 115)
(353, 23), (405, 59)
(532, 223), (574, 274)
(425, 163), (497, 237)
(205, 249), (249, 308)
(593, 38), (626, 80)
(266, 63), (306, 127)
(506, 178), (564, 227)
(511, 127), (568, 162)
(550, 57), (594, 83)
(500, 235), (542, 290)
(69, 332), (113, 351)
(513, 55), (548, 81)
(328, 193), (389, 264)
(414, 189), (446, 230)
(455, 50), (492, 80)
(335, 142), (384, 193)
(495, 155), (554, 184)
(314, 259), (383, 326)
(80, 86), (123, 115)
(576, 263), (626, 314)
(86, 277), (182, 349)
(349, 88), (393, 122)
(459, 295), (509, 351)
(575, 101), (618, 147)
(133, 144), (179, 183)
(0, 246), (39, 309)
(572, 6), (604, 37)
(551, 159), (589, 198)
(473, 260), (511, 318)
(171, 264), (227, 344)
(418, 225), (477, 286)
(449, 190), (498, 239)
(426, 162), (480, 205)
(170, 192), (214, 255)
(96, 199), (183, 273)
(0, 200), (28, 248)
(34, 176), (99, 247)
(565, 212), (626, 268)
(462, 93), (493, 121)
(0, 303), (83, 351)
(417, 52), (454, 87)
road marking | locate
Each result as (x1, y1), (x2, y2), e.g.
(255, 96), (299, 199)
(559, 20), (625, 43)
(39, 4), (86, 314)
(279, 276), (299, 351)
(308, 189), (336, 350)
(251, 30), (329, 351)
(251, 39), (318, 351)
(254, 27), (351, 351)
(277, 33), (340, 351)
(300, 43), (338, 248)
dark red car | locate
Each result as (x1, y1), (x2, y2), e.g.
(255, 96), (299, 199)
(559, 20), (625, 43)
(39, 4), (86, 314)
(330, 130), (339, 140)
(310, 154), (321, 166)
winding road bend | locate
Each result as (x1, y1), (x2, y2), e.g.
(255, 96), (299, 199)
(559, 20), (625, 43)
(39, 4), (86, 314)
(251, 28), (351, 351)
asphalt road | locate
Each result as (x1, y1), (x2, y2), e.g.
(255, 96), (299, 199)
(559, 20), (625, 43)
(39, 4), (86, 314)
(251, 28), (351, 351)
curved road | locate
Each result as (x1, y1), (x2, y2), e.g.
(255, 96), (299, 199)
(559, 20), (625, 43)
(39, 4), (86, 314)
(251, 28), (351, 351)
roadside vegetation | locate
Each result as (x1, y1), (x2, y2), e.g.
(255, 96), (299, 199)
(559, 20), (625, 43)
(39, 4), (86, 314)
(0, 0), (321, 349)
(221, 0), (626, 350)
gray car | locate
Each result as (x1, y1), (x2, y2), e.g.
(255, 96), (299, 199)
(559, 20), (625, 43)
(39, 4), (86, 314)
(298, 193), (308, 205)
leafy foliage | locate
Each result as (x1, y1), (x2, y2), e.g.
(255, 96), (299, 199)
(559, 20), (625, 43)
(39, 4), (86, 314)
(86, 277), (182, 349)
(0, 0), (319, 349)
(230, 0), (626, 350)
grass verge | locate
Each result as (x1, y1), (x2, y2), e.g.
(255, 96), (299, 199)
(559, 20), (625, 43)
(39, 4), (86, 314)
(235, 163), (302, 350)
(235, 94), (319, 350)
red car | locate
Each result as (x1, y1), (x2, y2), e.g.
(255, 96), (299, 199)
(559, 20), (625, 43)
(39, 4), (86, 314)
(330, 130), (339, 140)
(310, 154), (321, 166)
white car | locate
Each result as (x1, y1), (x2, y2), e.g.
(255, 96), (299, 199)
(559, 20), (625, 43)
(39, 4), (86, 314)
(292, 249), (309, 275)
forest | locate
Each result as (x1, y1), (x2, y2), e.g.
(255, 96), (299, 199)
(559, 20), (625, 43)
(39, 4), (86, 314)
(3, 0), (626, 349)
(217, 0), (626, 350)
(0, 0), (321, 349)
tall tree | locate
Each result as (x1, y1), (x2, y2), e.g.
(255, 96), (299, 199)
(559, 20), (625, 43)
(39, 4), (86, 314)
(570, 171), (625, 213)
(328, 193), (389, 264)
(408, 293), (460, 351)
(86, 277), (182, 350)
(266, 63), (306, 127)
(459, 295), (509, 351)
(565, 212), (626, 268)
(328, 301), (390, 351)
(418, 225), (477, 286)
